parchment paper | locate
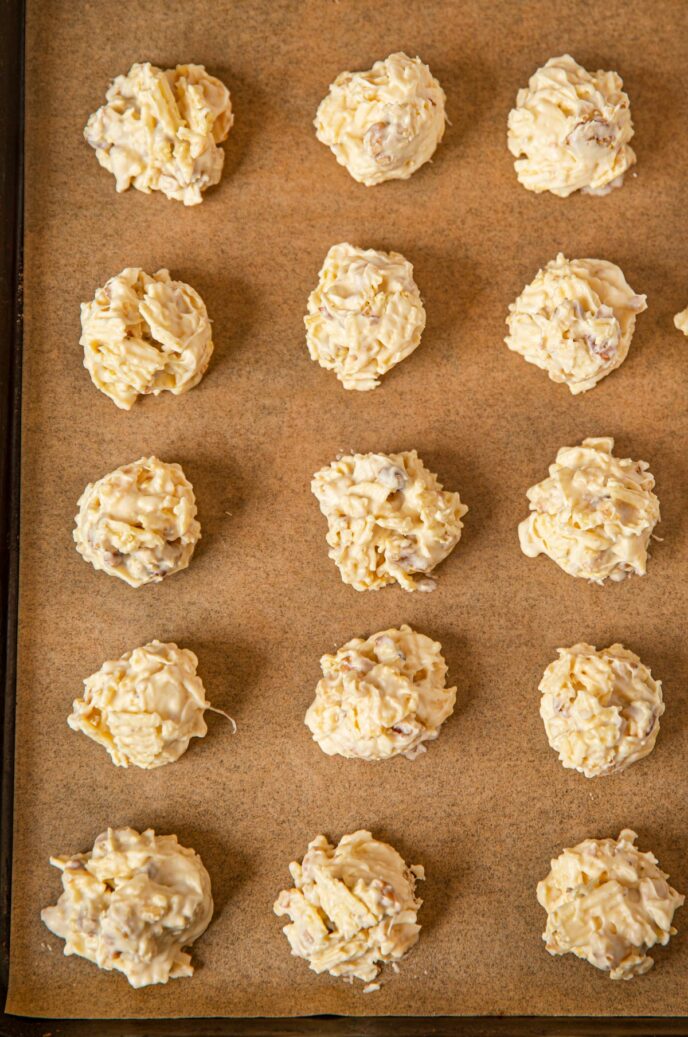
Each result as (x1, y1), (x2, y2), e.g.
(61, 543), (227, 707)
(7, 0), (688, 1019)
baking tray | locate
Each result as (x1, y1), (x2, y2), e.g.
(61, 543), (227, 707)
(3, 0), (688, 1033)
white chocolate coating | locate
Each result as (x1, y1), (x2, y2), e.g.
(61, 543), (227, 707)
(81, 268), (214, 410)
(315, 52), (446, 186)
(537, 830), (684, 979)
(41, 828), (213, 988)
(508, 54), (635, 197)
(506, 254), (646, 394)
(312, 450), (468, 592)
(74, 456), (201, 588)
(305, 243), (426, 391)
(85, 62), (233, 205)
(68, 641), (232, 769)
(519, 437), (659, 584)
(274, 830), (424, 986)
(305, 625), (456, 761)
(674, 306), (688, 335)
(539, 643), (664, 778)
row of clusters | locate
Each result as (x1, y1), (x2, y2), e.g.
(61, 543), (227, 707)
(83, 51), (638, 202)
(40, 821), (684, 991)
(63, 628), (664, 781)
(71, 434), (659, 594)
(80, 247), (686, 413)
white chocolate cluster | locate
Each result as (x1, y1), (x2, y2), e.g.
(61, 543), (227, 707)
(315, 52), (446, 186)
(539, 643), (664, 777)
(519, 437), (659, 584)
(508, 54), (635, 197)
(68, 641), (231, 769)
(81, 268), (213, 410)
(74, 456), (201, 588)
(41, 828), (213, 988)
(305, 243), (426, 391)
(312, 450), (467, 592)
(537, 829), (684, 979)
(85, 62), (233, 205)
(305, 625), (456, 761)
(506, 254), (646, 394)
(673, 306), (688, 335)
(274, 830), (424, 987)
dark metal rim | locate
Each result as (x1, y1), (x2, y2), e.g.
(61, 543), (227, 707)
(0, 0), (25, 1024)
(1, 1014), (688, 1037)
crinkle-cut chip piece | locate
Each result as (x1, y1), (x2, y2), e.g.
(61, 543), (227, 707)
(506, 254), (646, 394)
(537, 829), (684, 979)
(68, 640), (234, 769)
(41, 827), (214, 988)
(507, 54), (635, 197)
(81, 267), (214, 410)
(311, 450), (468, 592)
(305, 624), (456, 761)
(315, 52), (446, 186)
(274, 830), (424, 986)
(305, 243), (426, 391)
(84, 62), (233, 205)
(673, 306), (688, 335)
(73, 456), (201, 588)
(518, 437), (660, 584)
(539, 642), (664, 777)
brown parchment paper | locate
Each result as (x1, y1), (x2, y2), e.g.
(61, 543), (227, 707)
(7, 0), (688, 1019)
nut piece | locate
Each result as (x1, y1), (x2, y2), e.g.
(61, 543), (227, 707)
(539, 643), (664, 777)
(508, 54), (635, 197)
(41, 828), (214, 987)
(518, 437), (660, 584)
(315, 52), (446, 186)
(506, 254), (646, 394)
(274, 830), (424, 986)
(73, 456), (201, 588)
(305, 243), (426, 391)
(537, 830), (684, 979)
(84, 62), (233, 205)
(312, 450), (468, 592)
(306, 625), (456, 761)
(81, 268), (214, 410)
(69, 641), (234, 769)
